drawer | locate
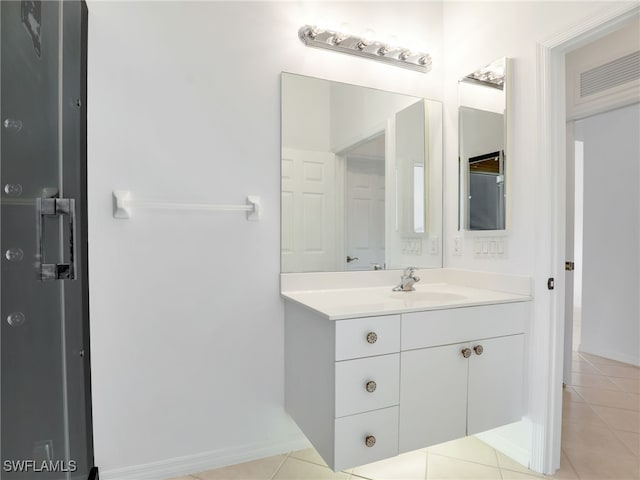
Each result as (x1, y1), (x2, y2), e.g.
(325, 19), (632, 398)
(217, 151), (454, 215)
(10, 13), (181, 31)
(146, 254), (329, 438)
(335, 354), (400, 418)
(402, 302), (528, 350)
(335, 315), (400, 361)
(334, 406), (399, 471)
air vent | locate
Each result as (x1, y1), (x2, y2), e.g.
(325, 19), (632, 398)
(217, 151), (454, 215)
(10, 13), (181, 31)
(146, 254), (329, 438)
(580, 51), (640, 98)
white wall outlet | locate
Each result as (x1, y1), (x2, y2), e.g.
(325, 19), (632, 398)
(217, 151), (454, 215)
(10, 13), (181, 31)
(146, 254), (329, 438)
(453, 236), (463, 256)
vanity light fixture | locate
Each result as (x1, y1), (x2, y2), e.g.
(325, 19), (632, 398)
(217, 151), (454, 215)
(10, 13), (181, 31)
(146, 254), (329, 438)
(463, 58), (505, 89)
(298, 25), (432, 73)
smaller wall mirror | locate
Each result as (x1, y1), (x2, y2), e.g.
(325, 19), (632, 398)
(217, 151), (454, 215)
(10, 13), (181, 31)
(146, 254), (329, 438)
(458, 58), (509, 231)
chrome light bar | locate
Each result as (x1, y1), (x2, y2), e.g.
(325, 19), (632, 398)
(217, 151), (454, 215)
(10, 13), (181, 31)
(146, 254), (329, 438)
(298, 25), (432, 74)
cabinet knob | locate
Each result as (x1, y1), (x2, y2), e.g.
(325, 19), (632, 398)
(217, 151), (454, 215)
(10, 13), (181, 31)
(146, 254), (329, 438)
(366, 332), (378, 344)
(365, 435), (376, 447)
(473, 344), (484, 355)
(461, 347), (472, 358)
(365, 381), (377, 393)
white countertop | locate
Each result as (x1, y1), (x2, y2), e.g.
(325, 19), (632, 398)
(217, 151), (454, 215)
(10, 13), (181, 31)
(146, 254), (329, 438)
(281, 282), (531, 320)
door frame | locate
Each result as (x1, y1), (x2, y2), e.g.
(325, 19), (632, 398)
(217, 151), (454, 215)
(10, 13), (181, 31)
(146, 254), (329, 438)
(533, 3), (639, 474)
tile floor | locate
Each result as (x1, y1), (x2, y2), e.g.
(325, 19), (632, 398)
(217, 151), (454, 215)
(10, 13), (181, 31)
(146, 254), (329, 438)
(169, 351), (639, 480)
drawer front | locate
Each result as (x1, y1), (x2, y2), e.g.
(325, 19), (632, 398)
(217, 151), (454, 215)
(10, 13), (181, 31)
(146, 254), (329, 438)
(402, 302), (528, 351)
(335, 315), (400, 361)
(334, 406), (399, 471)
(335, 354), (400, 418)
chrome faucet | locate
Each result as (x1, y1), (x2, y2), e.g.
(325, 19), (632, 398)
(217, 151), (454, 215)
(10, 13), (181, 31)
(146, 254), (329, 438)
(392, 267), (420, 292)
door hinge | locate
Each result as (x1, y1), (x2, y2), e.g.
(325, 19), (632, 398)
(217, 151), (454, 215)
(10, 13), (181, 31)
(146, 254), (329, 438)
(547, 278), (555, 290)
(565, 261), (575, 271)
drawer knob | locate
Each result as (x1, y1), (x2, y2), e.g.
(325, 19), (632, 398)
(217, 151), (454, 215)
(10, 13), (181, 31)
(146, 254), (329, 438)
(366, 332), (378, 344)
(474, 345), (484, 355)
(461, 347), (472, 358)
(365, 435), (376, 447)
(365, 381), (377, 393)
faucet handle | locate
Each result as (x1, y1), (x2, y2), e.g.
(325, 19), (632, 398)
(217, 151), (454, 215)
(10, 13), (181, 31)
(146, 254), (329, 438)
(403, 266), (417, 276)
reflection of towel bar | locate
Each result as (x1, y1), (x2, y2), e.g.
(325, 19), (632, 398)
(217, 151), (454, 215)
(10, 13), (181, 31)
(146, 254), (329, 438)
(113, 191), (261, 221)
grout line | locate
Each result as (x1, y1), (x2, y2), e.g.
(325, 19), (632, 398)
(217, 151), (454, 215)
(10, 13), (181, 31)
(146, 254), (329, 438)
(427, 452), (501, 470)
(424, 451), (429, 480)
(268, 452), (291, 480)
(560, 447), (582, 480)
(492, 447), (504, 480)
(610, 429), (640, 457)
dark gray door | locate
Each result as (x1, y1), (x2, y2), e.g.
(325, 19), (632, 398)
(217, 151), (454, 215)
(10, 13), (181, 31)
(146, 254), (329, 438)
(1, 1), (93, 478)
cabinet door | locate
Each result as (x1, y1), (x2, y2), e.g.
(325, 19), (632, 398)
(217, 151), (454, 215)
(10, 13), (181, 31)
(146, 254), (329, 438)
(467, 334), (524, 435)
(399, 343), (469, 453)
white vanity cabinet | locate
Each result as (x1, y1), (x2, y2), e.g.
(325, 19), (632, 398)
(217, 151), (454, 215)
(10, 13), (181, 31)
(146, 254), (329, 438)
(284, 299), (529, 472)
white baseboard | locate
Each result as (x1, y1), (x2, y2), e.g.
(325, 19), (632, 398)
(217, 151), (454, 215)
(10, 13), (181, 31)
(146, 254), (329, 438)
(475, 420), (532, 471)
(99, 435), (310, 480)
(578, 344), (640, 367)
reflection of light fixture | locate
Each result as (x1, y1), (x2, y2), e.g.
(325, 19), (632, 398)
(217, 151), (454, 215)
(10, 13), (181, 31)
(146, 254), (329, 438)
(463, 59), (505, 89)
(298, 25), (432, 73)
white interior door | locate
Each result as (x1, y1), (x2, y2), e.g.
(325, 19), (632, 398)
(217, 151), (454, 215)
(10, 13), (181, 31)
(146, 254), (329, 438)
(281, 147), (336, 272)
(345, 158), (385, 270)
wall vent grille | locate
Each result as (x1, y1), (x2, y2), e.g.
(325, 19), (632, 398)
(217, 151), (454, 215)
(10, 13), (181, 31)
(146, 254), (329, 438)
(580, 50), (640, 98)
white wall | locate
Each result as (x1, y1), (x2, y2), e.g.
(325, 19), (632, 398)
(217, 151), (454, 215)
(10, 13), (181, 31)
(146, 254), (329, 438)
(86, 1), (442, 477)
(281, 74), (331, 151)
(576, 104), (640, 365)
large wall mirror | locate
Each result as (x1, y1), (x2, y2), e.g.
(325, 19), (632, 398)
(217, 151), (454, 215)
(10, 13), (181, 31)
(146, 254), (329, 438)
(281, 73), (443, 273)
(458, 58), (510, 231)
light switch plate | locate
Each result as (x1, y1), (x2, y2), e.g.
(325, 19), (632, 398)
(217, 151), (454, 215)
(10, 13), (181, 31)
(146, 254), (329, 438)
(453, 236), (463, 256)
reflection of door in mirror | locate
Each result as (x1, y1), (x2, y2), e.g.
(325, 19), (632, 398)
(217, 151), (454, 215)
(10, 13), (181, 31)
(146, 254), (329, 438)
(281, 148), (337, 272)
(341, 134), (386, 271)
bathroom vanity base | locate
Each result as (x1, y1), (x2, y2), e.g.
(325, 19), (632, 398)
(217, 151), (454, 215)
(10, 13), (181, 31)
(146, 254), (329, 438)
(284, 294), (529, 471)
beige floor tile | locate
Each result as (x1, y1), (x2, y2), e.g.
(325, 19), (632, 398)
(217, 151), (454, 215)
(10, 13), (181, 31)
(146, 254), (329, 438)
(615, 430), (640, 456)
(563, 386), (585, 404)
(563, 447), (640, 480)
(426, 455), (501, 479)
(500, 470), (543, 479)
(426, 436), (498, 468)
(351, 450), (427, 480)
(562, 400), (608, 427)
(548, 451), (579, 479)
(495, 451), (538, 476)
(573, 386), (640, 411)
(593, 364), (640, 380)
(590, 405), (640, 433)
(167, 477), (197, 480)
(579, 353), (637, 369)
(570, 372), (622, 390)
(272, 457), (349, 480)
(561, 422), (633, 456)
(290, 448), (329, 467)
(611, 377), (640, 394)
(571, 360), (603, 376)
(193, 454), (286, 480)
